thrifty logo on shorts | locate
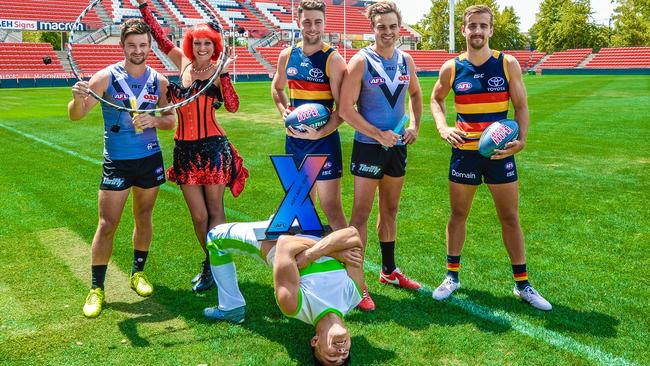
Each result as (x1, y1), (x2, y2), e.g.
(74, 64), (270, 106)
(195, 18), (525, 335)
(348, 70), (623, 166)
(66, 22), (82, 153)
(102, 177), (125, 187)
(358, 164), (381, 175)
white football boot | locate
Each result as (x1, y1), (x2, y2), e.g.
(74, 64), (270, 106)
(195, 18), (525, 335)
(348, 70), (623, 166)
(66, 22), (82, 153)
(513, 285), (552, 311)
(432, 276), (460, 300)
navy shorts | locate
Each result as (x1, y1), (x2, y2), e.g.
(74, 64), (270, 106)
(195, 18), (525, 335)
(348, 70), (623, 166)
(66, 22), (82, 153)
(100, 152), (166, 191)
(350, 140), (407, 179)
(285, 130), (342, 180)
(449, 148), (517, 185)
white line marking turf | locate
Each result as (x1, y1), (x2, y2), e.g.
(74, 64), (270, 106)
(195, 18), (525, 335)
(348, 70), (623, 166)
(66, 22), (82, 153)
(0, 122), (244, 218)
(0, 122), (635, 366)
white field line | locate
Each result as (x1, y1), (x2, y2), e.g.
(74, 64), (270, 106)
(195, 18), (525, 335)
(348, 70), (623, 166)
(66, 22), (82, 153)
(0, 122), (251, 221)
(0, 122), (635, 366)
(364, 262), (634, 366)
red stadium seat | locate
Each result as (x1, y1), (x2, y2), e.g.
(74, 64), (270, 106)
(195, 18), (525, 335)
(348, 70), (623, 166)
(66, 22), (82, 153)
(0, 42), (65, 76)
(585, 47), (650, 68)
(536, 48), (592, 70)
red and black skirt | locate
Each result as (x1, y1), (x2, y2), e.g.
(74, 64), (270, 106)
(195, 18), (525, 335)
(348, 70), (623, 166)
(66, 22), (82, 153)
(167, 136), (249, 197)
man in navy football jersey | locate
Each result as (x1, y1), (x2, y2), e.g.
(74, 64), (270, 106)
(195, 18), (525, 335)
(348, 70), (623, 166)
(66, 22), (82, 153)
(430, 5), (551, 310)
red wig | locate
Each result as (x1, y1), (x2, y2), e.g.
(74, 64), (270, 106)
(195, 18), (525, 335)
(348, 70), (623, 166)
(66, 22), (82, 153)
(182, 23), (223, 61)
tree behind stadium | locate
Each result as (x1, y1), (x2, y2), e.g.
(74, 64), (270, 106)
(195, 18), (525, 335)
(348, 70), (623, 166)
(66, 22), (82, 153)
(531, 0), (607, 52)
(611, 0), (650, 47)
(413, 0), (526, 51)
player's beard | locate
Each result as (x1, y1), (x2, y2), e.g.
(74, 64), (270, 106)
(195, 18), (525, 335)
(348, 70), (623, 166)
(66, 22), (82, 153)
(302, 34), (321, 46)
(128, 52), (148, 65)
(469, 36), (486, 50)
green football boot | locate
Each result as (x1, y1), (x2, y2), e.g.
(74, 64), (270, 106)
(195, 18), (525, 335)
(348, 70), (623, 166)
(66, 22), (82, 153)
(130, 272), (154, 297)
(83, 288), (105, 318)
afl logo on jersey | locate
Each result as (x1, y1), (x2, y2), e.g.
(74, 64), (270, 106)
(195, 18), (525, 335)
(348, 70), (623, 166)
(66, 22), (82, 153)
(488, 77), (505, 87)
(113, 92), (129, 101)
(287, 67), (298, 76)
(369, 77), (385, 85)
(457, 81), (473, 91)
(309, 68), (324, 78)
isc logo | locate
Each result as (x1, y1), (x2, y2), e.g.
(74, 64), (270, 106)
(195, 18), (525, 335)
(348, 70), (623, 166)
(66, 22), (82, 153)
(369, 77), (385, 85)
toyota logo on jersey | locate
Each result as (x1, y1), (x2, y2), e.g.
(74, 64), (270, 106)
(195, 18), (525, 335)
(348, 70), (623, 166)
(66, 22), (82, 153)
(488, 77), (505, 87)
(309, 68), (324, 78)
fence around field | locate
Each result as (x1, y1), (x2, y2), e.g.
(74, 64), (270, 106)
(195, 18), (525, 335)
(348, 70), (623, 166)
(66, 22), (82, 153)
(4, 68), (650, 88)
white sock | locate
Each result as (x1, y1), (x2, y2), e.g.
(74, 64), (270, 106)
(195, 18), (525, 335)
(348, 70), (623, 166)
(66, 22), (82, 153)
(211, 262), (246, 311)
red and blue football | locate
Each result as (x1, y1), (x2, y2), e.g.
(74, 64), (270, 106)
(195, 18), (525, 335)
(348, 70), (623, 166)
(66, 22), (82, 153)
(478, 119), (519, 158)
(284, 103), (330, 131)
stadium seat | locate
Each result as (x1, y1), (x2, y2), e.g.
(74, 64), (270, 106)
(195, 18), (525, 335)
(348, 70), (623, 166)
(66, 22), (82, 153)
(536, 48), (592, 70)
(0, 42), (65, 77)
(69, 43), (174, 75)
(585, 47), (650, 68)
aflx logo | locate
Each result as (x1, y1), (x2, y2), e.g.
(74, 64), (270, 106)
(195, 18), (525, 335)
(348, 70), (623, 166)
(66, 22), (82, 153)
(266, 155), (327, 238)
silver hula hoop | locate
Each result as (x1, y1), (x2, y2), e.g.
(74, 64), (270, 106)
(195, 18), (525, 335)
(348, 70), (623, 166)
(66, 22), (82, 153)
(67, 0), (227, 114)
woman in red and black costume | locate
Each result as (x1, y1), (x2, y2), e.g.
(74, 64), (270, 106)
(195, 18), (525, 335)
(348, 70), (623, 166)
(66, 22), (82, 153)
(137, 0), (249, 292)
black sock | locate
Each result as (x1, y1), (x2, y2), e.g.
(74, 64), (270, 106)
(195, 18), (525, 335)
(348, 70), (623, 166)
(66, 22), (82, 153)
(203, 253), (211, 273)
(91, 265), (108, 290)
(380, 241), (396, 274)
(512, 263), (530, 290)
(447, 255), (461, 282)
(132, 250), (149, 274)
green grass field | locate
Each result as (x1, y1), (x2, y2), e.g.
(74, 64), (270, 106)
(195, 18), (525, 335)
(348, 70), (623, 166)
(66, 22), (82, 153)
(0, 75), (648, 365)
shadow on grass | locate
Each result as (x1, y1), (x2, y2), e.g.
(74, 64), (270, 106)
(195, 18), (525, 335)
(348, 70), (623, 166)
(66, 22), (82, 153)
(458, 288), (620, 338)
(108, 297), (200, 348)
(235, 281), (396, 365)
(345, 288), (513, 335)
(110, 282), (396, 364)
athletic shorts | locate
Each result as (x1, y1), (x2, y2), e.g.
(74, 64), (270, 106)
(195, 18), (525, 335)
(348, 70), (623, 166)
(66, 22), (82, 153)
(350, 140), (407, 179)
(285, 130), (342, 181)
(100, 151), (165, 191)
(449, 148), (518, 185)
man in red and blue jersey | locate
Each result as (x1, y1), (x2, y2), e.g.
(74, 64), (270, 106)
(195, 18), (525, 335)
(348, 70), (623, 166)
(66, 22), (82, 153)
(271, 0), (348, 234)
(430, 5), (551, 310)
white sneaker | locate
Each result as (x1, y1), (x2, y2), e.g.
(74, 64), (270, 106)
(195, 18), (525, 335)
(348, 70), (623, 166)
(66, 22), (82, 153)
(513, 285), (552, 311)
(432, 276), (460, 300)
